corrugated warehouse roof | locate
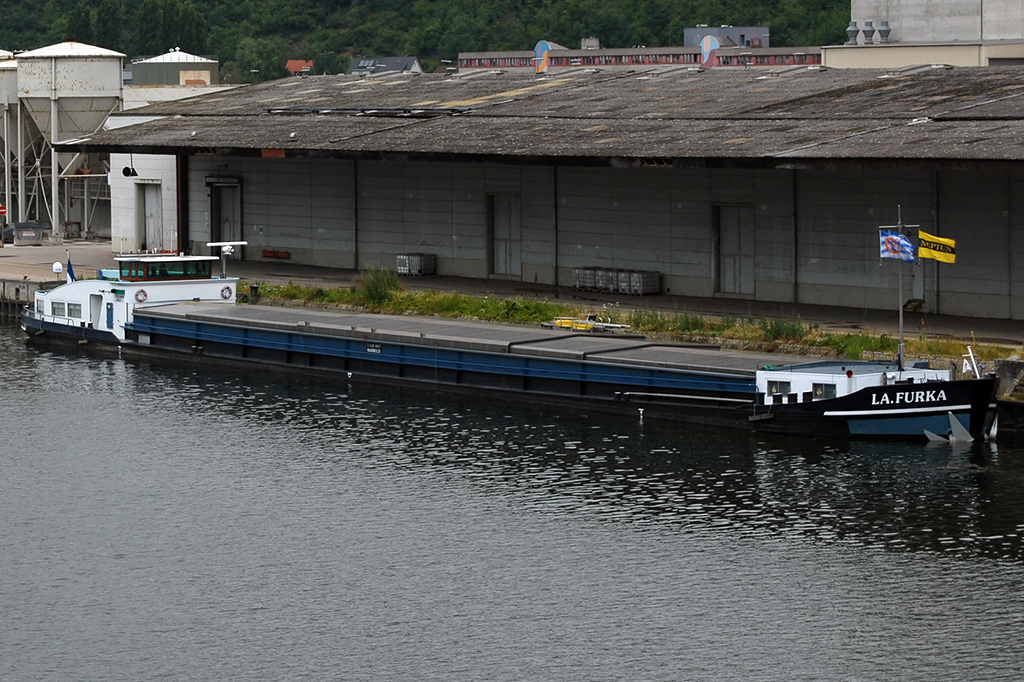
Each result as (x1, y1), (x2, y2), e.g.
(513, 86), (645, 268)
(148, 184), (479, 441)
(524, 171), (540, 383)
(68, 66), (1024, 166)
(122, 85), (237, 110)
(137, 49), (216, 64)
(18, 40), (124, 59)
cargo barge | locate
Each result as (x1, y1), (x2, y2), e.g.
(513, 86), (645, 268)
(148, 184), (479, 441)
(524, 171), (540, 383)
(19, 247), (998, 441)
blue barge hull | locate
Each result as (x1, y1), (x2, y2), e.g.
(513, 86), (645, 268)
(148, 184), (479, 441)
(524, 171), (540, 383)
(25, 302), (998, 439)
(126, 304), (766, 420)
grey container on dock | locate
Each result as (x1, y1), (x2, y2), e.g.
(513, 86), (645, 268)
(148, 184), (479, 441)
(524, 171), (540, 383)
(396, 253), (436, 275)
(628, 270), (661, 295)
(572, 267), (658, 295)
(572, 267), (596, 290)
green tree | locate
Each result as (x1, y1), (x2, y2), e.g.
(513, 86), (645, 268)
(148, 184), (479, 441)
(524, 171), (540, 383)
(177, 0), (208, 53)
(67, 1), (94, 44)
(41, 0), (70, 44)
(94, 0), (125, 51)
(0, 0), (854, 67)
(229, 36), (288, 82)
(299, 29), (348, 74)
(135, 0), (163, 55)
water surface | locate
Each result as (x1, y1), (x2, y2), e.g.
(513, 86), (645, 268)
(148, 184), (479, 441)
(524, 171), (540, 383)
(2, 327), (1022, 681)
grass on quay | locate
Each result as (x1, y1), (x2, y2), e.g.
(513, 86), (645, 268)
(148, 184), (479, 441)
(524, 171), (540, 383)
(244, 273), (1018, 364)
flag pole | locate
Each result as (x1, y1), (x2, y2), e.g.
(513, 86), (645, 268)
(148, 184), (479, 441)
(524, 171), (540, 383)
(898, 255), (904, 371)
(897, 206), (905, 371)
(880, 205), (918, 372)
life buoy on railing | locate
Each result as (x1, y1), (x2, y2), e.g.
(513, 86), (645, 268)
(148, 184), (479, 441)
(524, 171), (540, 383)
(135, 289), (148, 303)
(221, 286), (233, 299)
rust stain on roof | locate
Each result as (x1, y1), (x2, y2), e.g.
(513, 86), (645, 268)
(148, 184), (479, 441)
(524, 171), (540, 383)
(440, 79), (573, 108)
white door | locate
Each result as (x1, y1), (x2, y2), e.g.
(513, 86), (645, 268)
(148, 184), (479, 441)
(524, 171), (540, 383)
(134, 182), (163, 251)
(717, 205), (754, 296)
(144, 184), (163, 251)
(211, 184), (243, 258)
(491, 195), (521, 277)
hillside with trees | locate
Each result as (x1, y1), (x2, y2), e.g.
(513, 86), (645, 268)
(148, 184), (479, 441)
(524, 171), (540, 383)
(0, 0), (850, 82)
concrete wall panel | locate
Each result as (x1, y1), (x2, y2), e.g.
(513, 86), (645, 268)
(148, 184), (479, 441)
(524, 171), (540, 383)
(180, 155), (1024, 321)
(111, 152), (177, 251)
(189, 156), (355, 267)
(794, 169), (935, 311)
(935, 171), (1011, 317)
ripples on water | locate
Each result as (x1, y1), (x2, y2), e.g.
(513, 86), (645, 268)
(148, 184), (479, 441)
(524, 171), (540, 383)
(3, 327), (1024, 681)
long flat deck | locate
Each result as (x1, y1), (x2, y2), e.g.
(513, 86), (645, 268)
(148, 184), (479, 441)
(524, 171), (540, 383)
(138, 303), (788, 377)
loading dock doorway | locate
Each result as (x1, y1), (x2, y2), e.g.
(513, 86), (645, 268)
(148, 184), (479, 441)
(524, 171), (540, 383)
(134, 181), (162, 251)
(714, 204), (754, 296)
(209, 179), (242, 257)
(490, 194), (522, 278)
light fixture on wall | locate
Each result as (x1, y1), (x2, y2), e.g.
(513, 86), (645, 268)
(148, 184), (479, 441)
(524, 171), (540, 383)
(122, 152), (138, 177)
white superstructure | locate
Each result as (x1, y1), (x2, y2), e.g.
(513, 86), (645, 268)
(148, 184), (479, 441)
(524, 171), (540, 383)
(756, 360), (952, 405)
(26, 253), (238, 342)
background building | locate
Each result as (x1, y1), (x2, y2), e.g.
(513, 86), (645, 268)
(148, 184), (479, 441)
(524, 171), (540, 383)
(70, 67), (1024, 322)
(1, 41), (123, 241)
(285, 60), (314, 76)
(347, 57), (423, 76)
(460, 40), (817, 73)
(131, 49), (220, 86)
(827, 0), (1024, 68)
(684, 25), (770, 48)
(850, 0), (1024, 43)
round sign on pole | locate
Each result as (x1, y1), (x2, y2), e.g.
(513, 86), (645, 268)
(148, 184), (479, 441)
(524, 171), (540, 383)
(0, 205), (7, 216)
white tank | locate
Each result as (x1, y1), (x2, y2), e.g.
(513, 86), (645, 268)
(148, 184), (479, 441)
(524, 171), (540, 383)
(17, 41), (124, 172)
(0, 58), (16, 105)
(2, 54), (14, 216)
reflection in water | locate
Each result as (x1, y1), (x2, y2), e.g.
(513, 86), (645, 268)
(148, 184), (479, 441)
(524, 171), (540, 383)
(5, 327), (1023, 564)
(4, 328), (1024, 682)
(87, 346), (1024, 565)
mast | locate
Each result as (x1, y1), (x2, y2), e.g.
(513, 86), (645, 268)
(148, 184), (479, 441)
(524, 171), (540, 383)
(880, 206), (919, 372)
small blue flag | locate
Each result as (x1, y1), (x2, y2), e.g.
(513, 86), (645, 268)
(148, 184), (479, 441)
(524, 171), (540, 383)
(66, 251), (76, 283)
(880, 230), (915, 262)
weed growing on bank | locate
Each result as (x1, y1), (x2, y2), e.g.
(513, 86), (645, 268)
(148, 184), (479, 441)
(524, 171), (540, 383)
(358, 262), (403, 306)
(245, 278), (1020, 361)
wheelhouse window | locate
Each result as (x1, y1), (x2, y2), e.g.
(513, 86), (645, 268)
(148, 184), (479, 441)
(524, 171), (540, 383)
(119, 260), (212, 281)
(36, 299), (44, 314)
(812, 383), (837, 400)
(767, 380), (790, 397)
(67, 302), (82, 319)
(51, 301), (66, 317)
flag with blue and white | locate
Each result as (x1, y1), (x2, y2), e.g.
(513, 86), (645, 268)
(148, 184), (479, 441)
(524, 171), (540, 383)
(879, 230), (915, 262)
(66, 251), (76, 283)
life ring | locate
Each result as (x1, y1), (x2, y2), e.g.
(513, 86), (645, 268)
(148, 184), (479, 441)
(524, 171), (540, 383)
(135, 289), (148, 303)
(221, 286), (233, 299)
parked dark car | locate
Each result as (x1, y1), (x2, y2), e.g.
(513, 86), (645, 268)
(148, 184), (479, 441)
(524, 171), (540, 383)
(1, 221), (12, 244)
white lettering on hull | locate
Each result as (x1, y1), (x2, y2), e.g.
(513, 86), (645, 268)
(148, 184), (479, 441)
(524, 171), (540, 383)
(871, 390), (947, 406)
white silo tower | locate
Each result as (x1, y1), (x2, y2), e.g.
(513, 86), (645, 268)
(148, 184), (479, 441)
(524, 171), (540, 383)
(0, 51), (14, 230)
(17, 41), (124, 240)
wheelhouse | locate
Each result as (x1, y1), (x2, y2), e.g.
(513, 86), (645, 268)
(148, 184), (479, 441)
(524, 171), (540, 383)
(115, 255), (219, 282)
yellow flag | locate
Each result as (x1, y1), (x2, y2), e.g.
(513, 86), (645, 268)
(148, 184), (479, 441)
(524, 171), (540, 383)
(918, 230), (955, 263)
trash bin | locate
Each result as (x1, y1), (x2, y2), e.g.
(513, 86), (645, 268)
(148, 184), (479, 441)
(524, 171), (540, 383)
(13, 222), (49, 246)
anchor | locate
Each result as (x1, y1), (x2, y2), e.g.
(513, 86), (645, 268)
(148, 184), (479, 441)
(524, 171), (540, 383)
(922, 411), (998, 443)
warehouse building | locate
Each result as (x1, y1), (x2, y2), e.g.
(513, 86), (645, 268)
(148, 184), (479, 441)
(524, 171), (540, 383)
(850, 0), (1024, 43)
(130, 49), (220, 86)
(67, 66), (1024, 321)
(825, 0), (1024, 67)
